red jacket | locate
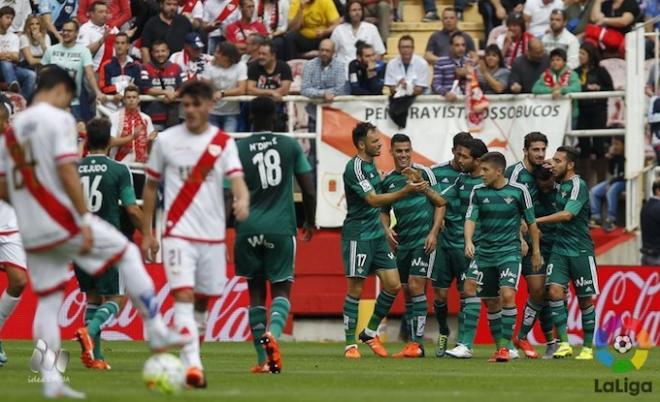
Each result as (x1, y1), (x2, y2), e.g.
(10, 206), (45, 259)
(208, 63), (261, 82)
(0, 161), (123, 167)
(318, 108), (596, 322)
(78, 0), (132, 28)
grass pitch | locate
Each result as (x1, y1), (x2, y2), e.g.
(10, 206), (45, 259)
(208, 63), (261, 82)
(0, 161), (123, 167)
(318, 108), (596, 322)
(0, 340), (657, 401)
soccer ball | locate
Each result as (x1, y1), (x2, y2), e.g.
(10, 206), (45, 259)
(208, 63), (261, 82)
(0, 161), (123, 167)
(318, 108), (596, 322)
(142, 353), (186, 394)
(613, 335), (633, 354)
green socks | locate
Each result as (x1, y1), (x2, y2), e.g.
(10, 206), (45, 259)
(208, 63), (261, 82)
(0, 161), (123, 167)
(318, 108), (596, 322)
(461, 297), (481, 348)
(343, 295), (359, 345)
(501, 307), (517, 346)
(517, 300), (544, 340)
(457, 297), (465, 341)
(85, 304), (101, 360)
(434, 300), (449, 336)
(269, 297), (291, 339)
(411, 294), (428, 343)
(539, 302), (555, 343)
(87, 301), (119, 339)
(581, 305), (596, 348)
(549, 300), (569, 342)
(249, 306), (268, 364)
(487, 310), (502, 349)
(366, 290), (397, 333)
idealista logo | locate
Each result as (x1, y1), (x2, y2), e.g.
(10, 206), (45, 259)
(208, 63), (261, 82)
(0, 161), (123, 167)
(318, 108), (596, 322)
(593, 315), (653, 396)
(28, 339), (70, 383)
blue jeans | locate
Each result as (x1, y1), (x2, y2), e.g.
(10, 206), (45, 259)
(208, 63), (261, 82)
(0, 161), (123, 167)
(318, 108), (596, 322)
(455, 0), (468, 11)
(0, 61), (36, 99)
(209, 114), (239, 132)
(423, 0), (437, 13)
(589, 180), (625, 221)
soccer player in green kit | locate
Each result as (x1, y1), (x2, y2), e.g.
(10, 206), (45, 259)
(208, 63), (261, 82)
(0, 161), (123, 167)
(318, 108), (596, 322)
(74, 118), (147, 370)
(429, 132), (473, 357)
(380, 134), (447, 358)
(341, 122), (432, 359)
(234, 97), (316, 373)
(434, 138), (488, 359)
(505, 132), (556, 359)
(536, 146), (599, 360)
(464, 152), (542, 362)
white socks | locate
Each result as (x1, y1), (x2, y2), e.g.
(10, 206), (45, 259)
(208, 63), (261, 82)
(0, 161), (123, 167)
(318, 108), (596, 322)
(32, 291), (64, 385)
(117, 244), (159, 319)
(194, 309), (208, 341)
(174, 302), (202, 369)
(0, 290), (20, 329)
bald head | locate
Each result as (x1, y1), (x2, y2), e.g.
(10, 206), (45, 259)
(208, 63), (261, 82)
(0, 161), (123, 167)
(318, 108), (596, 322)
(527, 38), (545, 62)
(319, 39), (335, 66)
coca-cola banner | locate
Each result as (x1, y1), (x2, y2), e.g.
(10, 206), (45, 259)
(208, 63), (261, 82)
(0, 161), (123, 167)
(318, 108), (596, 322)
(0, 265), (658, 344)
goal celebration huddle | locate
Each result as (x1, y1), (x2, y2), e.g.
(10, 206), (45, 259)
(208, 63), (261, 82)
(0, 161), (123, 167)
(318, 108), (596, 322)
(0, 66), (600, 398)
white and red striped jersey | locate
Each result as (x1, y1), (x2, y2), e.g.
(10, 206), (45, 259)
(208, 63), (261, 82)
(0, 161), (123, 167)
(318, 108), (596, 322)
(0, 102), (81, 251)
(146, 123), (243, 243)
(0, 200), (18, 236)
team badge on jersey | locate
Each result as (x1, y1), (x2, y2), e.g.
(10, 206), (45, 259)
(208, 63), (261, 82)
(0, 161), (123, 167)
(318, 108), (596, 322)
(208, 144), (222, 156)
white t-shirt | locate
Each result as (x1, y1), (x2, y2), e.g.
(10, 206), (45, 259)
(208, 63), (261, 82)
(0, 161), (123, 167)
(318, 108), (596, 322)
(203, 0), (241, 38)
(77, 21), (119, 70)
(109, 110), (156, 163)
(0, 201), (18, 235)
(169, 50), (213, 80)
(0, 0), (31, 32)
(180, 0), (204, 20)
(19, 33), (51, 62)
(200, 61), (247, 115)
(524, 0), (565, 38)
(330, 22), (386, 69)
(145, 124), (243, 243)
(253, 0), (289, 33)
(542, 28), (580, 70)
(385, 54), (430, 92)
(0, 102), (81, 251)
(0, 30), (20, 54)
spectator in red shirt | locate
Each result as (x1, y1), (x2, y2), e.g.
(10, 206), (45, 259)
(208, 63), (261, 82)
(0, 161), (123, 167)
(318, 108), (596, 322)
(226, 0), (268, 54)
(496, 12), (534, 68)
(78, 0), (132, 29)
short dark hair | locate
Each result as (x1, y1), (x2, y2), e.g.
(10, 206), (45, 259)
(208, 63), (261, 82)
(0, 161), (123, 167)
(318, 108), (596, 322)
(524, 132), (548, 149)
(653, 180), (660, 195)
(442, 7), (456, 16)
(37, 65), (76, 95)
(344, 0), (364, 23)
(239, 0), (254, 8)
(479, 151), (507, 170)
(216, 41), (241, 64)
(450, 31), (466, 45)
(0, 5), (15, 17)
(398, 35), (414, 47)
(506, 12), (526, 30)
(250, 96), (276, 131)
(115, 32), (129, 42)
(352, 122), (376, 147)
(534, 165), (554, 181)
(551, 8), (566, 20)
(556, 146), (580, 162)
(465, 138), (488, 159)
(259, 40), (276, 55)
(123, 84), (140, 97)
(390, 133), (411, 147)
(452, 132), (473, 148)
(612, 135), (625, 145)
(151, 40), (168, 50)
(89, 1), (107, 13)
(550, 48), (567, 62)
(355, 40), (373, 57)
(86, 117), (112, 150)
(62, 19), (80, 31)
(179, 80), (214, 101)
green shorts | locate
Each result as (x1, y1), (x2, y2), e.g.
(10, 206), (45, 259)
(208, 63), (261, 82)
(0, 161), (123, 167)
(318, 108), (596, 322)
(396, 248), (435, 284)
(235, 234), (296, 283)
(546, 252), (600, 297)
(74, 264), (123, 296)
(465, 256), (522, 298)
(432, 247), (469, 291)
(342, 237), (397, 278)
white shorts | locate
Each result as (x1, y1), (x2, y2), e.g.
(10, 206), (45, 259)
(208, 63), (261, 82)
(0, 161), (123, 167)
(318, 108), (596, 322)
(162, 237), (227, 296)
(0, 232), (27, 272)
(26, 216), (129, 296)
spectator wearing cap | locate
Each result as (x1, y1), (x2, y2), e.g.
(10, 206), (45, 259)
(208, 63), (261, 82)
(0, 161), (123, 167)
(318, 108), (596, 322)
(169, 32), (213, 81)
(284, 0), (341, 61)
(348, 40), (385, 95)
(542, 8), (579, 70)
(523, 0), (564, 38)
(508, 37), (549, 94)
(424, 7), (476, 65)
(532, 48), (581, 118)
(330, 0), (385, 70)
(497, 12), (535, 68)
(225, 0), (268, 54)
(432, 32), (475, 101)
(641, 180), (660, 266)
(78, 0), (132, 29)
(141, 0), (193, 64)
(99, 32), (146, 105)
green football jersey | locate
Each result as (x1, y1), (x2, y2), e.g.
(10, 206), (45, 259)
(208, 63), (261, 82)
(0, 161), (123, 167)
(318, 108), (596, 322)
(439, 173), (483, 249)
(535, 188), (559, 255)
(466, 182), (536, 264)
(431, 160), (463, 248)
(552, 175), (594, 257)
(505, 161), (539, 202)
(432, 160), (462, 192)
(381, 164), (437, 250)
(342, 156), (385, 241)
(235, 132), (311, 236)
(78, 155), (136, 229)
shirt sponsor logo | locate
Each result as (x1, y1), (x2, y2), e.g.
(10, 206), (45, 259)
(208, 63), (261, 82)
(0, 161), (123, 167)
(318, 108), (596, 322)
(575, 277), (594, 287)
(411, 257), (429, 268)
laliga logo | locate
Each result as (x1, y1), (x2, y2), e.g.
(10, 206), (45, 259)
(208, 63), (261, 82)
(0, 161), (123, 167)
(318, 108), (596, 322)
(594, 315), (651, 373)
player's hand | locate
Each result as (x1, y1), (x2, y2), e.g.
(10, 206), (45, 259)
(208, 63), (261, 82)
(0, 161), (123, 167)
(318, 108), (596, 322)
(141, 234), (160, 262)
(79, 225), (93, 255)
(424, 232), (437, 254)
(301, 223), (314, 241)
(520, 220), (528, 234)
(521, 238), (529, 257)
(385, 228), (398, 251)
(531, 252), (543, 273)
(233, 197), (249, 221)
(404, 181), (428, 194)
(510, 83), (522, 94)
(402, 166), (423, 183)
(465, 241), (475, 259)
